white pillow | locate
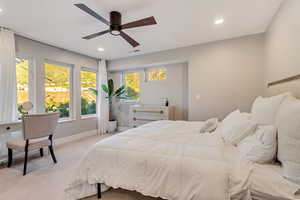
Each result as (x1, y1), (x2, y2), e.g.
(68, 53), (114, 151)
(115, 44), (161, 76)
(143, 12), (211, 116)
(275, 96), (300, 184)
(251, 93), (291, 125)
(200, 118), (218, 133)
(222, 110), (257, 145)
(223, 110), (250, 125)
(238, 125), (277, 163)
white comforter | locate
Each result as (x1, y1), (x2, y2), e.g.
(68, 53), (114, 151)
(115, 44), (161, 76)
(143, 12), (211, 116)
(65, 121), (251, 200)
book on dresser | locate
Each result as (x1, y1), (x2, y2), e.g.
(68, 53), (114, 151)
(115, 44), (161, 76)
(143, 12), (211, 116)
(129, 105), (175, 128)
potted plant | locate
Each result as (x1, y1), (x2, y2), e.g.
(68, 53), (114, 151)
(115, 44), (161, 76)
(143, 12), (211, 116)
(89, 79), (128, 133)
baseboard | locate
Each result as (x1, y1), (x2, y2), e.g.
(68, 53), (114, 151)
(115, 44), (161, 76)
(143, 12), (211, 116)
(117, 126), (130, 132)
(0, 129), (98, 165)
(54, 129), (98, 146)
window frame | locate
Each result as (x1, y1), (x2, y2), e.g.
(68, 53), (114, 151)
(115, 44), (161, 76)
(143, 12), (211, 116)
(145, 66), (167, 82)
(15, 54), (35, 117)
(120, 70), (143, 103)
(80, 67), (98, 118)
(44, 59), (74, 120)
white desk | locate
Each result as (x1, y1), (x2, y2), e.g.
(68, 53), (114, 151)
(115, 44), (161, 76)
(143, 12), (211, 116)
(0, 121), (22, 135)
(0, 121), (23, 161)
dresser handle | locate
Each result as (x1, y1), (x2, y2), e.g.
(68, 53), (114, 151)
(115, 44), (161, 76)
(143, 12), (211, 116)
(133, 109), (163, 114)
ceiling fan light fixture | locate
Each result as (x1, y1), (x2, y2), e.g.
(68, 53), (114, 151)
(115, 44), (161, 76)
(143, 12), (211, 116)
(110, 30), (121, 36)
(110, 11), (122, 36)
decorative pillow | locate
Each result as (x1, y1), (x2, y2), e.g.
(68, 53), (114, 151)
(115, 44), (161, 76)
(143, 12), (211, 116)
(222, 110), (251, 126)
(222, 110), (242, 125)
(275, 96), (300, 184)
(251, 93), (291, 125)
(222, 110), (257, 145)
(238, 125), (277, 163)
(200, 118), (218, 133)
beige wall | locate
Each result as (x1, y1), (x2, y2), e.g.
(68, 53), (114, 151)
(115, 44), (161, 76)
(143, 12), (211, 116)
(15, 35), (98, 138)
(108, 34), (265, 121)
(264, 0), (300, 97)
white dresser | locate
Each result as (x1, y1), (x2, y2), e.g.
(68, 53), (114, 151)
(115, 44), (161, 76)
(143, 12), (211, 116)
(129, 105), (175, 128)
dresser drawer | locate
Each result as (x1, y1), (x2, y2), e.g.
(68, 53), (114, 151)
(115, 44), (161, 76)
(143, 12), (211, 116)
(0, 122), (22, 134)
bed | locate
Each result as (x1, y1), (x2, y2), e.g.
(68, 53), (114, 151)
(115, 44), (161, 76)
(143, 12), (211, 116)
(65, 120), (300, 200)
(65, 120), (252, 200)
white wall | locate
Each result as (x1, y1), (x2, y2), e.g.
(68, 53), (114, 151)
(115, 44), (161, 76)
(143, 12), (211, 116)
(108, 34), (265, 121)
(15, 35), (98, 138)
(109, 62), (188, 126)
(264, 0), (300, 97)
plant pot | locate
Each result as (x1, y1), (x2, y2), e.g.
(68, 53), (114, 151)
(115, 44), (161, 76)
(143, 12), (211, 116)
(108, 120), (117, 133)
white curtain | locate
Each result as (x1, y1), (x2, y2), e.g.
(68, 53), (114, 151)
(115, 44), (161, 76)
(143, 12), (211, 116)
(97, 59), (109, 134)
(0, 28), (17, 122)
(0, 28), (17, 159)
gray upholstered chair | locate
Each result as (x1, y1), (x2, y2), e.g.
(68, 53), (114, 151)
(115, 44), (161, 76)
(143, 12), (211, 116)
(6, 112), (59, 175)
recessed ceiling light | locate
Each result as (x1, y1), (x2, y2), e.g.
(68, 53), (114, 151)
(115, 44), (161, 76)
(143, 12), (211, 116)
(0, 8), (3, 13)
(214, 18), (224, 25)
(97, 47), (104, 52)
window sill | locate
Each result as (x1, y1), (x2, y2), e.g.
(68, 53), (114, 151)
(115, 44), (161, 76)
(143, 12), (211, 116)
(80, 114), (97, 120)
(58, 118), (76, 124)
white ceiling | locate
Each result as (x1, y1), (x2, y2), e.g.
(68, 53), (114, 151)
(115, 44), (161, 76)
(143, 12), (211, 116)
(0, 0), (283, 60)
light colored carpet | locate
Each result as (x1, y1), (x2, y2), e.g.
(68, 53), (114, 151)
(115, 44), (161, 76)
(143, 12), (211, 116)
(0, 134), (162, 200)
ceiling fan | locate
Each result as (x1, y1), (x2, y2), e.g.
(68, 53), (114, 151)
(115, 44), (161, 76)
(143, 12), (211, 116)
(74, 3), (157, 47)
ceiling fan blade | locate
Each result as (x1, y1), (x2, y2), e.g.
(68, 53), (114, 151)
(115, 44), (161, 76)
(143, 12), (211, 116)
(120, 31), (140, 47)
(82, 30), (110, 40)
(121, 16), (157, 30)
(74, 3), (110, 26)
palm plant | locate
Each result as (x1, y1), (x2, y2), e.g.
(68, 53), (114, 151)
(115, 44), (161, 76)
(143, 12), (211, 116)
(89, 79), (127, 121)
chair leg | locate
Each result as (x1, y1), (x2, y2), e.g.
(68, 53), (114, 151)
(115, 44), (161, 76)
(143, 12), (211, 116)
(23, 149), (28, 176)
(40, 148), (44, 157)
(97, 183), (101, 199)
(7, 148), (13, 168)
(48, 145), (57, 164)
(23, 140), (29, 176)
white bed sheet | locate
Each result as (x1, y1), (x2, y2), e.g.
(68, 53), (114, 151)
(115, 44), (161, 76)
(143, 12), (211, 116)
(250, 163), (300, 200)
(65, 120), (251, 200)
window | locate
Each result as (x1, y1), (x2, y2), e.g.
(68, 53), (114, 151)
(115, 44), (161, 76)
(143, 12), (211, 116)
(80, 69), (97, 115)
(16, 58), (29, 106)
(123, 72), (140, 100)
(147, 68), (167, 81)
(44, 61), (72, 118)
